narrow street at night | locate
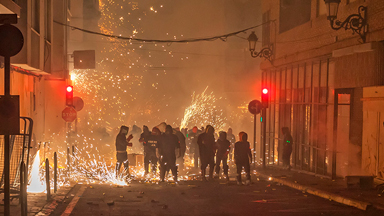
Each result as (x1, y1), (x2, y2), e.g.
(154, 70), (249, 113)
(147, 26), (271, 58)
(3, 0), (384, 215)
(49, 177), (373, 216)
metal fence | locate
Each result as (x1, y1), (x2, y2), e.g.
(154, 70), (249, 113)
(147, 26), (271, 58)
(0, 117), (33, 194)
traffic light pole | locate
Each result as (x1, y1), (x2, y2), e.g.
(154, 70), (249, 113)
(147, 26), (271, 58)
(4, 56), (11, 216)
(262, 108), (266, 169)
(253, 114), (256, 168)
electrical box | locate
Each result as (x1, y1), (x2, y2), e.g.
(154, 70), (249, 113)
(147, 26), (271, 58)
(0, 95), (20, 135)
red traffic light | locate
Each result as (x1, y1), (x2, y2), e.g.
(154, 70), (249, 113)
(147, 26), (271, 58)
(66, 86), (73, 93)
(261, 88), (269, 108)
(66, 86), (74, 106)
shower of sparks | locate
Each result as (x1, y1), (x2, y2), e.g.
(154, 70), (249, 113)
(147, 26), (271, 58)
(180, 87), (226, 131)
(25, 0), (259, 190)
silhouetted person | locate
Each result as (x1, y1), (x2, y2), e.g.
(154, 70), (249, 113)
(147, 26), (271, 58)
(187, 126), (200, 169)
(215, 132), (230, 181)
(115, 126), (133, 179)
(139, 125), (151, 143)
(227, 128), (236, 164)
(282, 127), (293, 170)
(174, 127), (186, 172)
(142, 127), (161, 176)
(181, 128), (188, 137)
(234, 132), (252, 185)
(131, 125), (142, 153)
(140, 125), (151, 175)
(197, 125), (216, 181)
(159, 125), (180, 182)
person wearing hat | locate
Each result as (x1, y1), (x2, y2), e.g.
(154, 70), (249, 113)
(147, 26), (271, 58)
(115, 125), (133, 178)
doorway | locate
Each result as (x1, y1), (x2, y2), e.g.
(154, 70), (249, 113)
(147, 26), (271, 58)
(333, 88), (353, 179)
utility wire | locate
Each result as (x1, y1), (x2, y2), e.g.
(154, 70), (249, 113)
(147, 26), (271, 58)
(62, 20), (348, 45)
(54, 20), (268, 43)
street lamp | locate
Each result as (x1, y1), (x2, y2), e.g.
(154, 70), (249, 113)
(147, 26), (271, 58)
(324, 0), (367, 43)
(247, 31), (273, 62)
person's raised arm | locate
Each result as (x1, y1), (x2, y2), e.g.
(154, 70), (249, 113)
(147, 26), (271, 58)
(126, 134), (133, 147)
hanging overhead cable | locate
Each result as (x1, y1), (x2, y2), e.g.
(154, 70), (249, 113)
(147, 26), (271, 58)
(54, 20), (268, 44)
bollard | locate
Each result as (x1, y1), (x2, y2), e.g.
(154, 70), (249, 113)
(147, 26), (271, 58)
(72, 145), (75, 167)
(20, 162), (23, 204)
(54, 152), (57, 193)
(46, 158), (50, 201)
(67, 147), (70, 175)
(20, 161), (25, 215)
(23, 161), (27, 216)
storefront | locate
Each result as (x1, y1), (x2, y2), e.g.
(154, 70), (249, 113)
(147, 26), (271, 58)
(362, 86), (384, 180)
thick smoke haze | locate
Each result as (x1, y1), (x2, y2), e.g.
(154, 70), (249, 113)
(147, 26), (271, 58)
(68, 0), (263, 155)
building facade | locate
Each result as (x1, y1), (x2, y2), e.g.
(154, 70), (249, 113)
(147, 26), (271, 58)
(0, 0), (72, 151)
(261, 0), (384, 179)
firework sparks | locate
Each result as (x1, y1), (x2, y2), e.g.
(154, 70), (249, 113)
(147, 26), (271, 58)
(180, 86), (226, 131)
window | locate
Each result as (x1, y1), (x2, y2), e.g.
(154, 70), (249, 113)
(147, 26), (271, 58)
(264, 59), (331, 174)
(32, 0), (40, 33)
(262, 10), (271, 46)
(279, 0), (311, 33)
(317, 0), (327, 17)
(45, 0), (51, 42)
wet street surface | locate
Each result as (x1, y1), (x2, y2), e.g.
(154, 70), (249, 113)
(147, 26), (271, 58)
(49, 177), (378, 216)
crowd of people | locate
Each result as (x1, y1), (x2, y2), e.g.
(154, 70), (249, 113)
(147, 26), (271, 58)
(115, 123), (293, 185)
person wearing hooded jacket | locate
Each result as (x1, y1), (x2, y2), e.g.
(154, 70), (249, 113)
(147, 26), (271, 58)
(140, 125), (153, 175)
(174, 127), (186, 172)
(227, 128), (236, 164)
(215, 131), (231, 180)
(142, 127), (162, 176)
(158, 125), (181, 182)
(115, 126), (133, 178)
(234, 132), (252, 185)
(197, 125), (216, 181)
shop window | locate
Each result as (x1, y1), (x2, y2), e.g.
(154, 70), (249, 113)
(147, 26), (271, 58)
(281, 69), (286, 90)
(275, 71), (281, 103)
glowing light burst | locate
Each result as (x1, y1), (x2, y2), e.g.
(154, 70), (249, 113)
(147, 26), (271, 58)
(37, 0), (253, 188)
(28, 150), (46, 193)
(180, 87), (226, 131)
(64, 145), (131, 186)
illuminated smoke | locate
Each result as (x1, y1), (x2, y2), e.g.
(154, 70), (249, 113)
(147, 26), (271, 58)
(27, 150), (46, 193)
